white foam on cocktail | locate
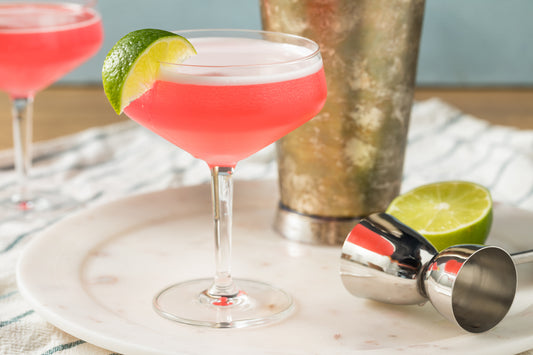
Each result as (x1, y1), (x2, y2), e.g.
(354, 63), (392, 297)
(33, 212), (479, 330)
(0, 3), (99, 32)
(158, 37), (323, 86)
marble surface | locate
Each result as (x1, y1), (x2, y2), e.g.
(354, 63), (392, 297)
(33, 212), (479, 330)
(16, 181), (533, 354)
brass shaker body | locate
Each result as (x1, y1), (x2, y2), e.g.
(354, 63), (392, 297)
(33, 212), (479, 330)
(261, 0), (425, 244)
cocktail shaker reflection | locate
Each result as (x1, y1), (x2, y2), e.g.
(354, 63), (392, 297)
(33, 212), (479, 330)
(261, 0), (425, 245)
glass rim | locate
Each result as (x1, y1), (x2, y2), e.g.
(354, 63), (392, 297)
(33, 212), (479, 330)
(0, 0), (97, 5)
(162, 28), (322, 69)
(0, 0), (101, 34)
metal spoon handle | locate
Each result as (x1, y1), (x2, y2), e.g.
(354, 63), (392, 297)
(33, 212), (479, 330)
(511, 249), (533, 265)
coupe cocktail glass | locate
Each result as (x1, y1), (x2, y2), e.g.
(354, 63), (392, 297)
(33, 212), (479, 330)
(124, 29), (327, 328)
(0, 0), (103, 211)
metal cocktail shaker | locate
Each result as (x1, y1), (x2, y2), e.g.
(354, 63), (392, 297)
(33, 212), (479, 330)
(261, 0), (425, 245)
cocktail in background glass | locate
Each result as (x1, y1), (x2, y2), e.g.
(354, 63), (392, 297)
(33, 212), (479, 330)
(123, 29), (327, 328)
(0, 0), (103, 211)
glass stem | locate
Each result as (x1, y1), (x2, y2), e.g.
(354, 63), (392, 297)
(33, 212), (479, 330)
(11, 96), (34, 204)
(208, 166), (240, 298)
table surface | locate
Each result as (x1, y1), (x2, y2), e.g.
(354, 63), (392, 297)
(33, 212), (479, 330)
(2, 87), (533, 354)
(0, 86), (532, 150)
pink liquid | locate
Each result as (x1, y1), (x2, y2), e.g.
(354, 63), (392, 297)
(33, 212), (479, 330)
(126, 67), (326, 167)
(0, 3), (103, 97)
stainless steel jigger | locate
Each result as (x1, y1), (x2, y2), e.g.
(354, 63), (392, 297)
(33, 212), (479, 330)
(340, 212), (533, 333)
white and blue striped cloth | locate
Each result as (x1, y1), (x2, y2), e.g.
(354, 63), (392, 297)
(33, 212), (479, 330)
(1, 98), (533, 354)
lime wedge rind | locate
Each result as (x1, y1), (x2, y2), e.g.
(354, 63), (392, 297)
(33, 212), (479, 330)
(102, 28), (196, 114)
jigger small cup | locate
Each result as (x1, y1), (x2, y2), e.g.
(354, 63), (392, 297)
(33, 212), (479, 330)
(340, 212), (517, 333)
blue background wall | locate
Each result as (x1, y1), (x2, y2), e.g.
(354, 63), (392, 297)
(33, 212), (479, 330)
(62, 0), (533, 86)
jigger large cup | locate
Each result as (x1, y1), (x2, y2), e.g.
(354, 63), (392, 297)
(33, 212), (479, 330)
(340, 213), (533, 333)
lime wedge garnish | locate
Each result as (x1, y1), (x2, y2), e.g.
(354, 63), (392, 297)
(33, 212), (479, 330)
(102, 28), (196, 114)
(386, 181), (493, 251)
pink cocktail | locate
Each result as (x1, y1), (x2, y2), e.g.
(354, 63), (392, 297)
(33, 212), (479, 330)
(0, 2), (103, 97)
(125, 36), (326, 167)
(124, 30), (327, 328)
(0, 1), (103, 211)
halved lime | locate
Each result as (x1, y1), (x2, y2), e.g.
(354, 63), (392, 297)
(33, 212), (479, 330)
(102, 29), (196, 114)
(386, 181), (493, 251)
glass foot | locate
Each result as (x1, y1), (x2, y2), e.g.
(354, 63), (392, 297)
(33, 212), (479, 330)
(153, 278), (294, 328)
(1, 189), (79, 219)
(11, 194), (54, 211)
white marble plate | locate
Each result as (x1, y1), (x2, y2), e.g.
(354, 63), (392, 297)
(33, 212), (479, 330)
(17, 181), (533, 354)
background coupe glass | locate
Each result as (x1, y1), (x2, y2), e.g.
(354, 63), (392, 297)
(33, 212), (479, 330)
(0, 0), (103, 211)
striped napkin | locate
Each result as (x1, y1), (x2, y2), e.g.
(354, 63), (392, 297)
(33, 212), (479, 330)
(1, 98), (533, 354)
